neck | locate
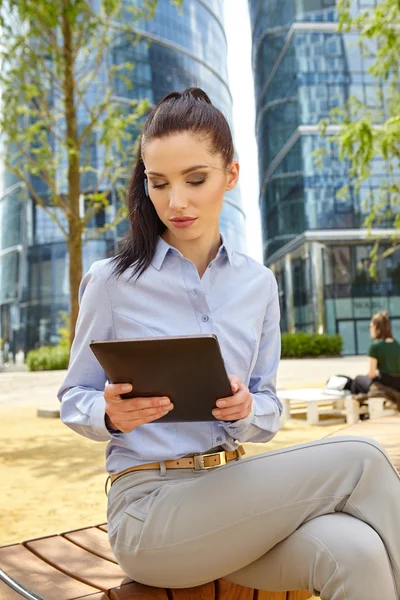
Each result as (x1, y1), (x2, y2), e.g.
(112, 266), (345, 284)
(162, 228), (222, 277)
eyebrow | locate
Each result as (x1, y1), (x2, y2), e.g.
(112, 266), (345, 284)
(147, 165), (210, 177)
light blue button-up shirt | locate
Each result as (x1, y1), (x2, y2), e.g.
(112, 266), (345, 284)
(58, 236), (282, 474)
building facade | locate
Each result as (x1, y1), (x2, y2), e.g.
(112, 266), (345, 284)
(0, 0), (245, 355)
(249, 0), (400, 354)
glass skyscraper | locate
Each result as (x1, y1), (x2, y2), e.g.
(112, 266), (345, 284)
(249, 0), (400, 354)
(0, 0), (245, 354)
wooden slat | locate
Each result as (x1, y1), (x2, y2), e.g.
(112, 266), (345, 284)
(255, 592), (287, 600)
(63, 527), (117, 563)
(215, 579), (254, 599)
(25, 536), (129, 592)
(77, 594), (110, 599)
(0, 578), (24, 599)
(98, 524), (108, 533)
(169, 582), (215, 599)
(0, 544), (100, 600)
(287, 592), (312, 600)
(110, 583), (168, 599)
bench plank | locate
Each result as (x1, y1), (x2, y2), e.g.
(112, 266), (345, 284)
(169, 582), (215, 599)
(0, 579), (27, 599)
(63, 528), (117, 563)
(255, 592), (287, 599)
(0, 544), (100, 599)
(215, 580), (254, 599)
(25, 536), (129, 591)
(287, 592), (312, 600)
(76, 594), (110, 599)
(109, 583), (168, 599)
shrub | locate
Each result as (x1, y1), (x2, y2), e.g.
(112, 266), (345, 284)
(26, 345), (70, 371)
(281, 333), (342, 358)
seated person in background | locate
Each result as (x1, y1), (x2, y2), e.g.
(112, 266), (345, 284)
(350, 311), (400, 399)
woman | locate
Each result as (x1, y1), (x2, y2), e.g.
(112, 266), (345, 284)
(350, 311), (400, 398)
(58, 88), (400, 600)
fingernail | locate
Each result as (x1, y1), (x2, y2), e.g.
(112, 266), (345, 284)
(232, 384), (238, 392)
(217, 400), (226, 408)
(161, 398), (170, 406)
(213, 409), (220, 416)
(121, 384), (132, 392)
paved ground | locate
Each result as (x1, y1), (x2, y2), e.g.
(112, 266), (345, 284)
(0, 355), (367, 407)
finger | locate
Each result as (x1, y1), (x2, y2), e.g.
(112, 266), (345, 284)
(216, 389), (247, 409)
(228, 374), (242, 393)
(107, 395), (172, 412)
(127, 396), (172, 411)
(136, 405), (174, 420)
(213, 399), (252, 420)
(104, 383), (132, 401)
(116, 406), (173, 432)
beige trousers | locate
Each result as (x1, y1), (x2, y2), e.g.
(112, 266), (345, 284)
(107, 436), (400, 599)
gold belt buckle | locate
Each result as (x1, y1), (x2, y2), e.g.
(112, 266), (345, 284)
(193, 450), (227, 470)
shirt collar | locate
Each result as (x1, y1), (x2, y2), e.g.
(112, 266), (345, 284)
(151, 234), (233, 271)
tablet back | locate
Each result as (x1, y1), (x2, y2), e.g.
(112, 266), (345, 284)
(90, 334), (233, 422)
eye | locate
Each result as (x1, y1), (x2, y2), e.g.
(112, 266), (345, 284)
(151, 183), (167, 189)
(188, 179), (206, 186)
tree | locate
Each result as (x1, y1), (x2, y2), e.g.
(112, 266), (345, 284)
(0, 0), (182, 347)
(316, 0), (400, 276)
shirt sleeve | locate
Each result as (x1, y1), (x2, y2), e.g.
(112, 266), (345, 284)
(368, 342), (379, 359)
(57, 262), (119, 442)
(220, 272), (282, 443)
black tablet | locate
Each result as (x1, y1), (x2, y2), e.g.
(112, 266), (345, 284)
(89, 334), (233, 422)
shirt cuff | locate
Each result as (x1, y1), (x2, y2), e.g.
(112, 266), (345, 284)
(90, 394), (119, 439)
(219, 401), (256, 437)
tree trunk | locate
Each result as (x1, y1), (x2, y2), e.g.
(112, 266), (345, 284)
(68, 228), (82, 348)
(62, 2), (82, 347)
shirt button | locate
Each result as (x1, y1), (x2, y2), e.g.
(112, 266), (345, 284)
(201, 315), (209, 322)
(216, 436), (223, 443)
(192, 290), (198, 296)
(208, 264), (212, 268)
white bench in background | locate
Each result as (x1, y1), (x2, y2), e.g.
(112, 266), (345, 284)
(278, 388), (350, 426)
(344, 395), (398, 425)
(278, 389), (397, 426)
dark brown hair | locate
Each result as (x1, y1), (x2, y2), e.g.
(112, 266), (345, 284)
(111, 87), (234, 279)
(371, 311), (393, 340)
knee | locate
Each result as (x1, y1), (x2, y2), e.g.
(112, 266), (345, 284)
(329, 435), (388, 465)
(300, 514), (388, 568)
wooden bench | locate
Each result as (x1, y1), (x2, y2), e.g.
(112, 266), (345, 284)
(0, 521), (312, 599)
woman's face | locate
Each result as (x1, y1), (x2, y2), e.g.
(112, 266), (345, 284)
(143, 132), (239, 242)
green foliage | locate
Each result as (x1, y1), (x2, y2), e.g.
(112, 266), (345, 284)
(0, 0), (182, 342)
(57, 311), (70, 348)
(0, 0), (155, 237)
(315, 0), (400, 275)
(26, 345), (70, 371)
(26, 310), (71, 370)
(281, 333), (343, 358)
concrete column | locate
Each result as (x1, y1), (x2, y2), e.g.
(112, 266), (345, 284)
(310, 242), (325, 334)
(284, 253), (295, 333)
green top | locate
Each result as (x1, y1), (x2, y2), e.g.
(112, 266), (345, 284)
(368, 339), (400, 375)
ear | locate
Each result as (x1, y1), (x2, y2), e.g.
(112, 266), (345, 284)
(225, 160), (239, 191)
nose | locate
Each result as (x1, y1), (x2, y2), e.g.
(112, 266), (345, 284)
(168, 186), (187, 210)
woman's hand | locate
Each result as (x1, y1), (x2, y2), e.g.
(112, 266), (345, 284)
(104, 383), (174, 433)
(212, 375), (253, 421)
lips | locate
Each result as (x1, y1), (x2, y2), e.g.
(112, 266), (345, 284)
(169, 217), (197, 229)
(170, 217), (197, 222)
